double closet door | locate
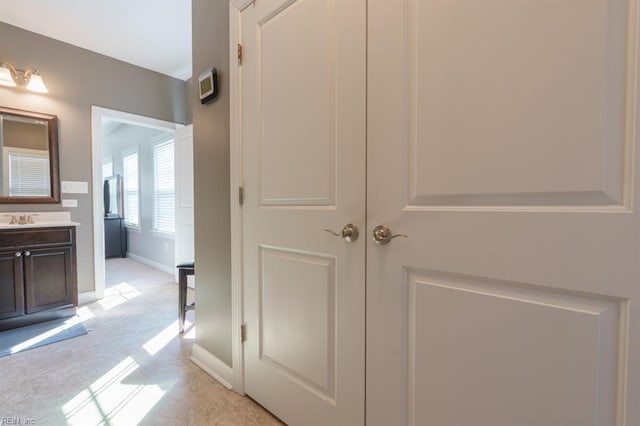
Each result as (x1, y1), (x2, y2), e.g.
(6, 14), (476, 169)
(241, 0), (640, 424)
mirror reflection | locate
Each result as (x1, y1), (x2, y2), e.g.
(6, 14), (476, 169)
(1, 114), (50, 196)
(0, 107), (59, 203)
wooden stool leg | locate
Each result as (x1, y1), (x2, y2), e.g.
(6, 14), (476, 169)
(179, 268), (187, 334)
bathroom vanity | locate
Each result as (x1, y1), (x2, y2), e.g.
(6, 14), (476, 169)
(0, 212), (79, 331)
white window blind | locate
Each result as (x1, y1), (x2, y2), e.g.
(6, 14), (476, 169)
(8, 151), (50, 197)
(153, 140), (175, 233)
(123, 150), (139, 227)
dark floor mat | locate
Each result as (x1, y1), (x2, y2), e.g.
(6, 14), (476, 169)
(0, 317), (87, 358)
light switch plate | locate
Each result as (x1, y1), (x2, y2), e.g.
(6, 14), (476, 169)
(62, 199), (78, 208)
(61, 181), (89, 194)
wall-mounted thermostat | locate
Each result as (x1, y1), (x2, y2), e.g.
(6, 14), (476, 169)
(199, 68), (218, 104)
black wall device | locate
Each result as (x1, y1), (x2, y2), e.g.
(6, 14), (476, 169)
(199, 68), (218, 104)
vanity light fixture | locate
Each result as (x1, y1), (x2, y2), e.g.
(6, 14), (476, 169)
(0, 63), (48, 93)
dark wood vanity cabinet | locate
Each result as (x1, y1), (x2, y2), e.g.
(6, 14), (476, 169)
(0, 226), (77, 331)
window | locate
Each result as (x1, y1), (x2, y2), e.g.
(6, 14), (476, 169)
(122, 149), (139, 227)
(4, 148), (50, 197)
(153, 140), (175, 234)
(102, 161), (113, 180)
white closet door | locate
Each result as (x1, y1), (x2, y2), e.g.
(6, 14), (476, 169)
(241, 0), (366, 424)
(367, 0), (640, 424)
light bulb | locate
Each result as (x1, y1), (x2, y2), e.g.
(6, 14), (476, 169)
(26, 73), (48, 93)
(0, 65), (17, 87)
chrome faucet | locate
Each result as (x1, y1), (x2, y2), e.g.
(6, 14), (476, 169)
(3, 215), (18, 224)
(2, 214), (37, 225)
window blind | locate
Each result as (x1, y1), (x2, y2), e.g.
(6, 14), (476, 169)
(8, 152), (50, 197)
(123, 151), (139, 226)
(153, 140), (175, 233)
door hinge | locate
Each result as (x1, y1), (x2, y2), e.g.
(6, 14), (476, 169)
(237, 44), (243, 65)
(241, 324), (247, 343)
(239, 186), (245, 206)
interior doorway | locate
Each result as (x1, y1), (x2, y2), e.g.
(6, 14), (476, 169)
(90, 106), (191, 301)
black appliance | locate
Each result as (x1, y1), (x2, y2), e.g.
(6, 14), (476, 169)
(103, 175), (127, 258)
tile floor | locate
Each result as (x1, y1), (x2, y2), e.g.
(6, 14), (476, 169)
(0, 258), (282, 426)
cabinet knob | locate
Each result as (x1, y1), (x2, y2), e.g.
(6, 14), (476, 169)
(24, 251), (31, 257)
(15, 251), (21, 257)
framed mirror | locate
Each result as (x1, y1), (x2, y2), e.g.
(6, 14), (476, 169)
(0, 106), (60, 204)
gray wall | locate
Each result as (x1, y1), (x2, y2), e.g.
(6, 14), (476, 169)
(192, 0), (232, 365)
(0, 22), (190, 293)
(103, 124), (175, 270)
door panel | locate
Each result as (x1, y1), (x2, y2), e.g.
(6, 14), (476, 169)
(368, 0), (639, 424)
(258, 0), (337, 206)
(260, 247), (336, 400)
(406, 270), (621, 425)
(405, 0), (630, 208)
(242, 0), (366, 424)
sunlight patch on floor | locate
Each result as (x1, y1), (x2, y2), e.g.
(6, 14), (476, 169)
(143, 320), (179, 356)
(63, 356), (164, 425)
(182, 322), (196, 340)
(98, 282), (141, 311)
(76, 306), (95, 322)
(9, 316), (85, 354)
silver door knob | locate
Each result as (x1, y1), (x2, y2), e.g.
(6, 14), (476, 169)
(15, 251), (21, 257)
(372, 225), (408, 245)
(324, 223), (359, 242)
(24, 251), (31, 257)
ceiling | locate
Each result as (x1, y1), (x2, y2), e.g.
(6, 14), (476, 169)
(0, 0), (192, 80)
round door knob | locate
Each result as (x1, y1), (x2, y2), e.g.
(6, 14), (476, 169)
(24, 251), (31, 257)
(372, 225), (408, 245)
(15, 251), (22, 257)
(324, 223), (359, 242)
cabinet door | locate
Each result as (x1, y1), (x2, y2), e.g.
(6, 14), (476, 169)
(0, 250), (25, 320)
(24, 246), (73, 314)
(104, 218), (126, 258)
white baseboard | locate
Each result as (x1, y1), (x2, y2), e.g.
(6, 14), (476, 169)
(78, 291), (97, 305)
(126, 253), (174, 275)
(191, 344), (234, 390)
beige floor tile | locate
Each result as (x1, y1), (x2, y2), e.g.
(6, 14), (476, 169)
(0, 258), (282, 426)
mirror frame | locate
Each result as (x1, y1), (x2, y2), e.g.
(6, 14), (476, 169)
(0, 106), (60, 204)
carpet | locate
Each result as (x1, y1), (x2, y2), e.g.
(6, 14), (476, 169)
(0, 317), (87, 358)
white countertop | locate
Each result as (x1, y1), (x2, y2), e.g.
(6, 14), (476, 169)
(0, 211), (80, 230)
(0, 222), (80, 230)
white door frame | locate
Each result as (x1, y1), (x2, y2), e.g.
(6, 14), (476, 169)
(90, 106), (182, 302)
(174, 124), (195, 283)
(229, 2), (246, 394)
